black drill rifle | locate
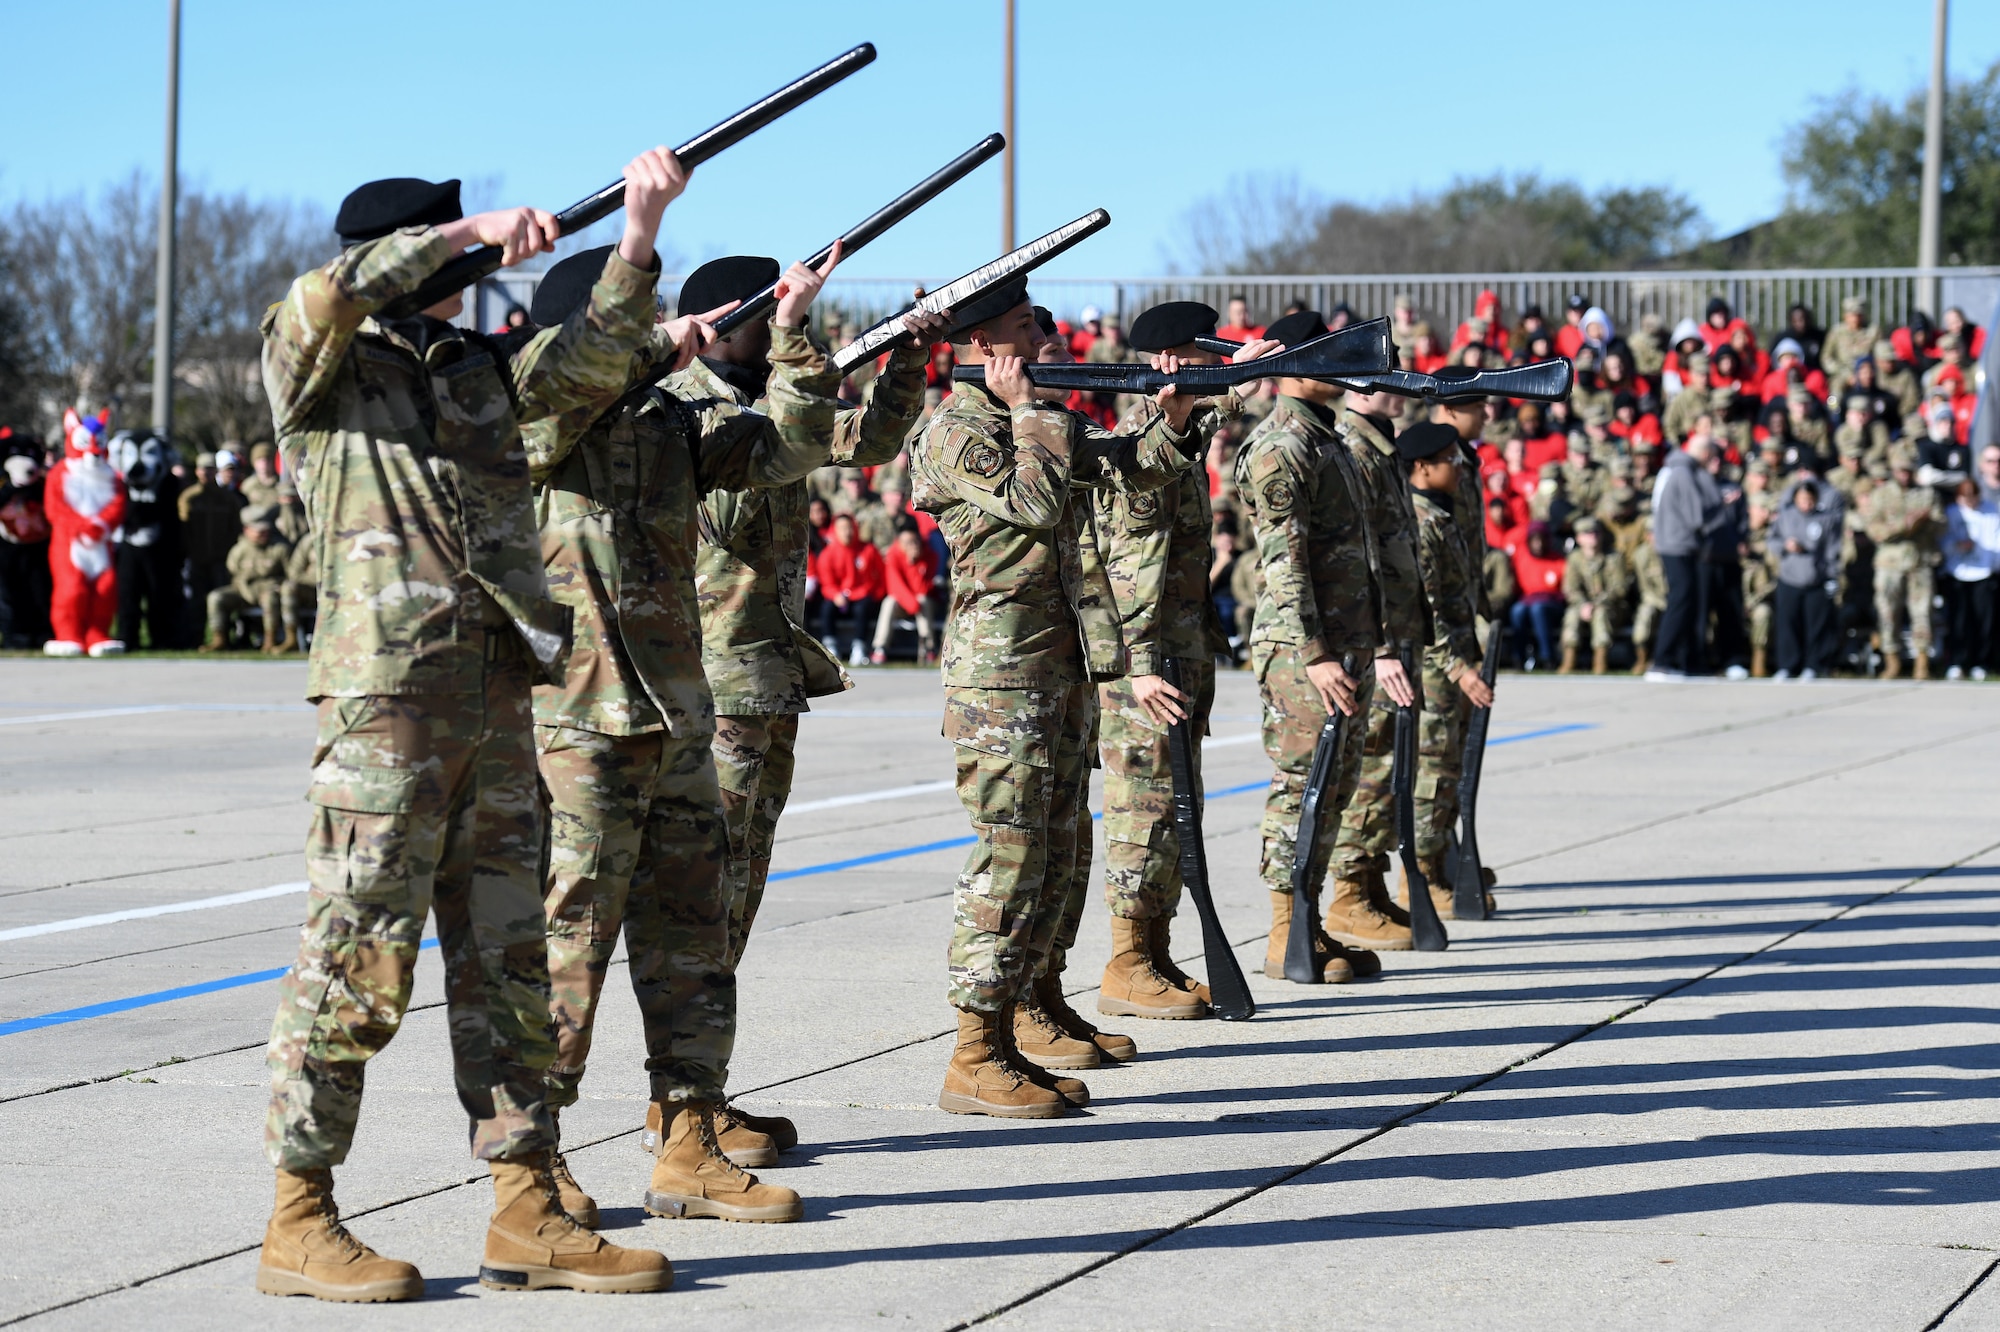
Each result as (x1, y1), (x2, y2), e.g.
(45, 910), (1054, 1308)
(1394, 643), (1449, 952)
(1447, 619), (1505, 921)
(1283, 661), (1351, 984)
(706, 133), (1005, 337)
(1163, 658), (1254, 1020)
(833, 209), (1111, 373)
(1192, 336), (1574, 401)
(950, 318), (1393, 394)
(380, 43), (877, 319)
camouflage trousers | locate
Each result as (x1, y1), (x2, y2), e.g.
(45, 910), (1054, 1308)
(1329, 678), (1397, 881)
(1095, 657), (1216, 922)
(1559, 602), (1619, 651)
(942, 682), (1095, 1011)
(1633, 599), (1666, 657)
(1748, 600), (1773, 652)
(536, 725), (731, 1109)
(1874, 554), (1935, 653)
(1255, 644), (1375, 893)
(1411, 657), (1471, 860)
(264, 660), (555, 1170)
(710, 712), (799, 967)
(208, 584), (281, 640)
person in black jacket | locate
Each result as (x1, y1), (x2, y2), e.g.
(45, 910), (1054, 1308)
(0, 443), (53, 647)
(110, 430), (185, 650)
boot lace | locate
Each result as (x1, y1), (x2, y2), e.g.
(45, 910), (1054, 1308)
(306, 1190), (369, 1259)
(693, 1108), (756, 1181)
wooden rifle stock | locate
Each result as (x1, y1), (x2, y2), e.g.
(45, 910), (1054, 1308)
(380, 43), (877, 319)
(706, 133), (1004, 337)
(1394, 643), (1450, 952)
(950, 319), (1394, 394)
(1163, 659), (1254, 1020)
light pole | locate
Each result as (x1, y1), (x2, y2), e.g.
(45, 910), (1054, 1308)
(1002, 0), (1015, 253)
(152, 0), (181, 437)
(1917, 0), (1947, 318)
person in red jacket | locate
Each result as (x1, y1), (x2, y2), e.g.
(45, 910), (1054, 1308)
(1555, 294), (1589, 360)
(1216, 295), (1265, 344)
(1759, 338), (1827, 404)
(815, 512), (885, 666)
(1700, 297), (1754, 354)
(872, 521), (939, 664)
(1409, 323), (1448, 374)
(1508, 521), (1567, 671)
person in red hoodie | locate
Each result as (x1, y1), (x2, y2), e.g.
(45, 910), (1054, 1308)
(1508, 521), (1567, 671)
(872, 520), (939, 664)
(1555, 294), (1589, 360)
(1453, 288), (1511, 359)
(1700, 297), (1754, 355)
(1216, 295), (1265, 343)
(1759, 337), (1827, 404)
(815, 512), (885, 665)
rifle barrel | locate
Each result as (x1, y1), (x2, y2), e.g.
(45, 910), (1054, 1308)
(381, 43), (877, 320)
(707, 132), (1004, 337)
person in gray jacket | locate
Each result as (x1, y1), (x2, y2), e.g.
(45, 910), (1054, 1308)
(1768, 475), (1842, 678)
(1649, 434), (1730, 676)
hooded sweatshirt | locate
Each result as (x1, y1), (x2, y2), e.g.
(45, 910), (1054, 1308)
(1767, 479), (1841, 587)
(1651, 446), (1727, 558)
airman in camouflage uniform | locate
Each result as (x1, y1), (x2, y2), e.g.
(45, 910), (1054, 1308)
(1236, 309), (1387, 986)
(1821, 297), (1880, 400)
(1743, 498), (1778, 676)
(689, 255), (930, 993)
(1069, 303), (1270, 1026)
(1402, 421), (1491, 917)
(1629, 525), (1669, 674)
(519, 243), (886, 1225)
(255, 166), (678, 1301)
(281, 531), (316, 652)
(1864, 442), (1943, 678)
(1325, 389), (1431, 955)
(1558, 518), (1629, 674)
(911, 281), (1200, 1119)
(203, 507), (289, 652)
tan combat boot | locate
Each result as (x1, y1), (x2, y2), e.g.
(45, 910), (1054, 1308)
(271, 623), (299, 654)
(1364, 861), (1411, 927)
(1323, 876), (1413, 951)
(1557, 645), (1577, 674)
(1592, 645), (1609, 675)
(1033, 968), (1137, 1063)
(1099, 916), (1207, 1019)
(261, 619), (280, 653)
(1398, 859), (1458, 921)
(1882, 649), (1902, 679)
(1631, 647), (1650, 676)
(1014, 978), (1103, 1068)
(939, 1007), (1066, 1119)
(199, 629), (227, 654)
(481, 1153), (673, 1293)
(1148, 915), (1211, 1005)
(640, 1101), (784, 1166)
(997, 1002), (1089, 1108)
(1751, 645), (1768, 678)
(726, 1104), (799, 1152)
(1263, 891), (1355, 983)
(1914, 653), (1931, 681)
(546, 1114), (599, 1227)
(644, 1103), (803, 1222)
(256, 1168), (424, 1303)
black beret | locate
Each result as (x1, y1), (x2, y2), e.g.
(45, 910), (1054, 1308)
(1264, 310), (1327, 348)
(529, 244), (615, 327)
(945, 275), (1031, 341)
(1128, 301), (1218, 353)
(336, 178), (461, 246)
(1394, 421), (1461, 463)
(1032, 305), (1059, 337)
(678, 255), (779, 320)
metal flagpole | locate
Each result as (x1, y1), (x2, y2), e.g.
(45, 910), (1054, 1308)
(1002, 0), (1015, 253)
(1917, 0), (1947, 319)
(152, 0), (181, 437)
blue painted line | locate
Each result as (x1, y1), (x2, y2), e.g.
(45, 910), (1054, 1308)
(0, 722), (1590, 1037)
(0, 940), (440, 1038)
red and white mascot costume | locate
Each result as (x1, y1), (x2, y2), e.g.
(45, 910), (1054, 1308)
(44, 409), (127, 657)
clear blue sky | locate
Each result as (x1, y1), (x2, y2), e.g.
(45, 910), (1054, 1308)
(6, 1), (1998, 278)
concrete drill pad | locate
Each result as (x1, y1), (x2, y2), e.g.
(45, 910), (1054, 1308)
(2, 662), (1998, 1329)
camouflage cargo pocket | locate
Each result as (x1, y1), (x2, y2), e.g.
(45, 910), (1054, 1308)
(305, 766), (419, 905)
(1413, 770), (1441, 801)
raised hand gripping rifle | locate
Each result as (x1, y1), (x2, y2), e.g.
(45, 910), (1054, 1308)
(380, 43), (877, 319)
(1191, 337), (1575, 403)
(833, 209), (1111, 374)
(950, 318), (1395, 394)
(1393, 642), (1450, 952)
(1162, 658), (1254, 1020)
(1445, 619), (1505, 921)
(705, 133), (1005, 338)
(1283, 658), (1352, 984)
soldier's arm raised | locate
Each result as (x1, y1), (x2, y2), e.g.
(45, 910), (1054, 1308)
(508, 248), (662, 428)
(832, 313), (947, 468)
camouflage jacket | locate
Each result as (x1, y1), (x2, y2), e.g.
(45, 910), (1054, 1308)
(692, 343), (928, 714)
(1095, 394), (1237, 676)
(1631, 538), (1668, 608)
(1453, 439), (1492, 621)
(1414, 488), (1480, 682)
(1562, 548), (1629, 607)
(910, 385), (1197, 689)
(1821, 323), (1879, 388)
(524, 323), (842, 738)
(1862, 478), (1943, 565)
(261, 228), (654, 697)
(1234, 394), (1382, 664)
(1339, 407), (1431, 652)
(286, 537), (317, 588)
(226, 535), (292, 596)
